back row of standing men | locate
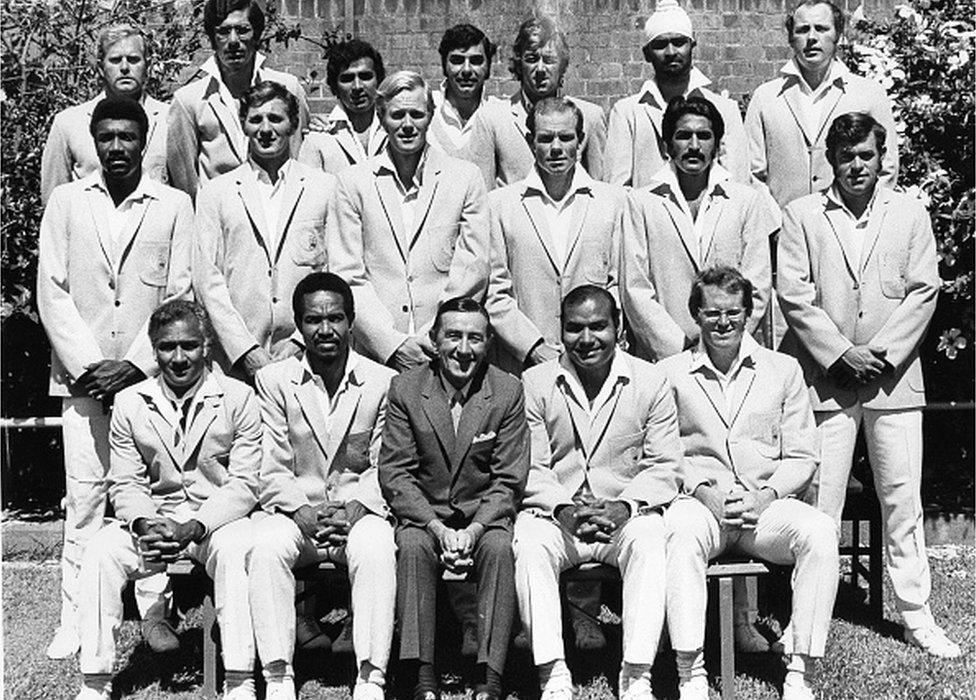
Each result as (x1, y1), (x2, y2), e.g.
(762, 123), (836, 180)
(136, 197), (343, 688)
(37, 1), (959, 699)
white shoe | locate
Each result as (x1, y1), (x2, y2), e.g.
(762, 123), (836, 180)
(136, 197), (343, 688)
(223, 678), (257, 700)
(353, 681), (386, 700)
(47, 626), (80, 659)
(540, 681), (574, 700)
(265, 678), (297, 700)
(620, 676), (654, 700)
(770, 622), (794, 657)
(904, 624), (962, 658)
(74, 685), (111, 700)
(781, 679), (816, 700)
(677, 676), (709, 700)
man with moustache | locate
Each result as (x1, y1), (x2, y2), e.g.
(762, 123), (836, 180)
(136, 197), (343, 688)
(379, 297), (529, 700)
(778, 112), (960, 658)
(427, 23), (499, 160)
(468, 14), (607, 188)
(73, 300), (260, 700)
(298, 39), (387, 174)
(659, 266), (836, 700)
(745, 0), (898, 209)
(330, 71), (489, 371)
(624, 95), (773, 361)
(37, 97), (193, 659)
(168, 0), (309, 198)
(516, 285), (683, 700)
(604, 0), (747, 188)
(41, 23), (169, 205)
(194, 81), (333, 383)
(249, 273), (398, 700)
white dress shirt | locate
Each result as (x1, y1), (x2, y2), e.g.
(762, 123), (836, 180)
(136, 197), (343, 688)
(90, 172), (158, 253)
(779, 59), (851, 141)
(246, 157), (293, 251)
(300, 351), (361, 441)
(522, 166), (595, 269)
(326, 104), (385, 161)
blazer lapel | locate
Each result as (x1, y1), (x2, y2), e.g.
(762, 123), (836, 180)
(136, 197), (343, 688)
(334, 126), (365, 165)
(727, 364), (757, 428)
(521, 194), (560, 273)
(858, 190), (892, 275)
(373, 170), (409, 260)
(114, 197), (152, 276)
(325, 385), (362, 466)
(141, 395), (182, 469)
(586, 379), (625, 458)
(292, 373), (332, 462)
(450, 375), (491, 474)
(780, 82), (815, 147)
(207, 92), (245, 164)
(694, 372), (730, 427)
(699, 193), (727, 265)
(274, 170), (307, 263)
(85, 186), (115, 269)
(420, 371), (456, 462)
(658, 187), (700, 271)
(639, 99), (667, 159)
(409, 156), (441, 250)
(813, 82), (846, 144)
(562, 192), (591, 269)
(237, 176), (274, 263)
(180, 393), (221, 468)
(823, 203), (859, 281)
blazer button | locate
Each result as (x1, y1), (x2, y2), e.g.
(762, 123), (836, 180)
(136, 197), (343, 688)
(402, 305), (409, 313)
(272, 297), (278, 304)
(114, 300), (121, 307)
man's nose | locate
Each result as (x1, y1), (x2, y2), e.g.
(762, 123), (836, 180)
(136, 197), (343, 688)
(458, 337), (471, 354)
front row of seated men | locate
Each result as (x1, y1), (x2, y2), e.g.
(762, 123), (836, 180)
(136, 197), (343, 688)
(76, 268), (835, 700)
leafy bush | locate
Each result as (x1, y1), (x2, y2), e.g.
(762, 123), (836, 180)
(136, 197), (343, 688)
(845, 0), (975, 398)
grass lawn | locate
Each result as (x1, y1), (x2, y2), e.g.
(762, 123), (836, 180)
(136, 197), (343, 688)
(3, 520), (973, 700)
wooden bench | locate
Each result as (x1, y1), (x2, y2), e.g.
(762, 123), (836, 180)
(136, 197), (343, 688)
(165, 559), (218, 697)
(841, 476), (884, 621)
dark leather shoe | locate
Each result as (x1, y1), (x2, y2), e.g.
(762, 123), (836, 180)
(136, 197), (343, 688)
(295, 614), (331, 651)
(460, 622), (479, 656)
(331, 615), (354, 654)
(142, 618), (179, 653)
(569, 607), (606, 651)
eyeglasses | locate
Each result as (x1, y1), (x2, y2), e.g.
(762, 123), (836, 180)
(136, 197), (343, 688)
(698, 308), (745, 322)
(647, 36), (692, 51)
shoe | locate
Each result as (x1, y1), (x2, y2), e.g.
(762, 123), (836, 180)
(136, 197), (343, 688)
(265, 678), (297, 700)
(412, 691), (439, 700)
(540, 681), (574, 700)
(332, 615), (355, 655)
(74, 684), (111, 700)
(904, 624), (962, 659)
(513, 628), (530, 650)
(677, 676), (709, 700)
(223, 678), (257, 700)
(460, 621), (479, 656)
(142, 618), (180, 653)
(295, 614), (331, 651)
(770, 622), (794, 657)
(781, 679), (816, 700)
(353, 682), (386, 700)
(620, 676), (654, 700)
(734, 621), (770, 653)
(47, 626), (80, 659)
(569, 607), (606, 651)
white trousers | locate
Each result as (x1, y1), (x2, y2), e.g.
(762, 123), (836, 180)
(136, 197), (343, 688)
(665, 497), (838, 657)
(61, 397), (168, 632)
(814, 406), (933, 628)
(248, 512), (396, 675)
(512, 510), (667, 666)
(78, 517), (254, 674)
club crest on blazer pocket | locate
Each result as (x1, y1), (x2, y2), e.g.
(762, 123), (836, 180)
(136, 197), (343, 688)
(137, 240), (171, 287)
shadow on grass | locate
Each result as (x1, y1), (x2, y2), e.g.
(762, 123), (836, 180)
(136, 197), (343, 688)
(832, 578), (906, 643)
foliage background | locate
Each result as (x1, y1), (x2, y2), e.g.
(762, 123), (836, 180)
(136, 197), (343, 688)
(0, 0), (972, 510)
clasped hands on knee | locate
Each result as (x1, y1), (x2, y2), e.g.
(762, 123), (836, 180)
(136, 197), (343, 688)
(427, 519), (486, 573)
(693, 485), (776, 531)
(134, 516), (205, 563)
(293, 501), (368, 547)
(554, 500), (630, 543)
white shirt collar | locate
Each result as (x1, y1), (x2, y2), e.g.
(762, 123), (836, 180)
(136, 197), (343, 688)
(638, 67), (713, 109)
(779, 58), (850, 88)
(200, 52), (266, 85)
(825, 181), (879, 223)
(648, 161), (732, 200)
(376, 146), (429, 191)
(85, 169), (158, 206)
(556, 350), (631, 411)
(246, 156), (293, 186)
(522, 165), (594, 205)
(300, 349), (362, 395)
(691, 332), (761, 377)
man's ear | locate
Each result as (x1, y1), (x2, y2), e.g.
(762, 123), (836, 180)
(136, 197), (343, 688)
(642, 42), (653, 62)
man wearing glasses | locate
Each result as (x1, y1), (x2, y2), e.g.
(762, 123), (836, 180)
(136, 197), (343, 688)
(167, 0), (309, 199)
(658, 266), (837, 700)
(468, 14), (607, 188)
(604, 0), (747, 188)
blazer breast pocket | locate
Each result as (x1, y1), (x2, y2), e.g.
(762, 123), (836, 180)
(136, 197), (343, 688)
(136, 240), (171, 287)
(430, 229), (459, 273)
(878, 249), (908, 299)
(290, 221), (327, 268)
(335, 431), (371, 475)
(745, 412), (781, 455)
(609, 431), (645, 475)
(581, 239), (611, 284)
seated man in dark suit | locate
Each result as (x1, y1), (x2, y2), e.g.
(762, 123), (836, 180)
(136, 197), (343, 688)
(378, 296), (529, 700)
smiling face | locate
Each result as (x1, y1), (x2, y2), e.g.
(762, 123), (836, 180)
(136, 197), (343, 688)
(298, 290), (351, 366)
(530, 108), (580, 177)
(154, 318), (209, 395)
(380, 86), (431, 157)
(518, 40), (565, 103)
(336, 57), (379, 116)
(93, 118), (144, 181)
(645, 32), (694, 80)
(562, 296), (617, 374)
(432, 310), (490, 389)
(668, 113), (717, 177)
(444, 43), (490, 101)
(831, 131), (883, 204)
(212, 8), (258, 75)
(790, 2), (839, 76)
(243, 97), (294, 162)
(696, 284), (747, 356)
(99, 35), (148, 100)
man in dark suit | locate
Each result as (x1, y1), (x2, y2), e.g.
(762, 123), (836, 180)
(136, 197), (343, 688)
(379, 296), (529, 700)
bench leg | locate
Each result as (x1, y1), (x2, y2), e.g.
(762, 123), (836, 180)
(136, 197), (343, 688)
(869, 508), (884, 622)
(202, 589), (218, 697)
(718, 576), (735, 700)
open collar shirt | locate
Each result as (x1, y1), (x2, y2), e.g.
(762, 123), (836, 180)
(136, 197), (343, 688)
(780, 58), (851, 143)
(689, 332), (762, 417)
(86, 171), (159, 254)
(301, 350), (363, 441)
(522, 165), (595, 268)
(326, 103), (385, 161)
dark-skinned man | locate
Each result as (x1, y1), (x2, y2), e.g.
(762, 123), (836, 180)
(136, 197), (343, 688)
(37, 97), (192, 659)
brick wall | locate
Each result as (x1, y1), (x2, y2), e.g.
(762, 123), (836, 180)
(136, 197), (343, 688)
(272, 0), (898, 114)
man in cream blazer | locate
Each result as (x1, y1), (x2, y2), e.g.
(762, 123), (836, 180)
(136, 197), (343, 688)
(74, 300), (260, 700)
(659, 266), (836, 700)
(516, 286), (683, 700)
(468, 15), (606, 189)
(778, 112), (960, 658)
(624, 95), (775, 361)
(329, 71), (489, 371)
(487, 97), (624, 374)
(249, 273), (397, 700)
(41, 23), (168, 205)
(194, 81), (333, 382)
(37, 97), (192, 659)
(604, 0), (747, 188)
(744, 0), (897, 209)
(167, 0), (309, 199)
